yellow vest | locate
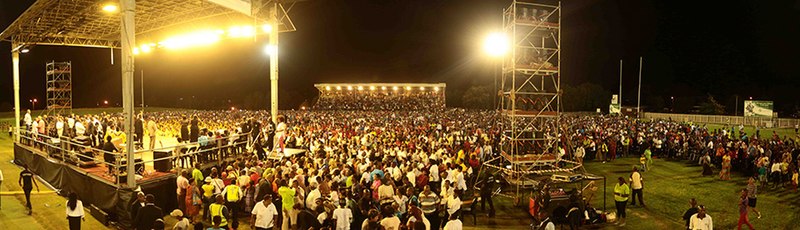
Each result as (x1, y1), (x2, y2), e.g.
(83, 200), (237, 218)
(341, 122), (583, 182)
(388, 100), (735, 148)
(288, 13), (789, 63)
(209, 203), (228, 226)
(226, 185), (241, 201)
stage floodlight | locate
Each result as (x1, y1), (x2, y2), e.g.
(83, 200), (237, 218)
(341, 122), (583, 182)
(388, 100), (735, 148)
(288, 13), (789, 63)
(264, 45), (278, 57)
(231, 107), (236, 111)
(133, 47), (140, 55)
(370, 86), (376, 91)
(20, 47), (30, 53)
(161, 30), (221, 50)
(405, 86), (412, 90)
(434, 86), (440, 91)
(141, 45), (152, 53)
(229, 25), (255, 38)
(262, 24), (273, 33)
(102, 4), (118, 13)
(325, 86), (331, 91)
(483, 32), (510, 57)
(336, 86), (342, 90)
(347, 86), (353, 91)
(357, 86), (364, 91)
(381, 86), (387, 90)
(419, 86), (425, 91)
(393, 86), (399, 91)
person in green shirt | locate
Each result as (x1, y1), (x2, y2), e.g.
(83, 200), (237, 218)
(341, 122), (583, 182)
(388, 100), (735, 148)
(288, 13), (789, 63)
(644, 147), (653, 171)
(614, 177), (631, 226)
(277, 179), (298, 229)
(192, 163), (204, 186)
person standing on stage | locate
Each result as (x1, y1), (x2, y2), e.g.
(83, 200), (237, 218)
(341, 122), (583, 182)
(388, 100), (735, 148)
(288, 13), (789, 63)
(274, 115), (287, 153)
(180, 116), (190, 143)
(102, 136), (118, 176)
(19, 165), (40, 215)
(190, 115), (200, 143)
(66, 192), (85, 230)
(146, 116), (158, 150)
(134, 114), (144, 147)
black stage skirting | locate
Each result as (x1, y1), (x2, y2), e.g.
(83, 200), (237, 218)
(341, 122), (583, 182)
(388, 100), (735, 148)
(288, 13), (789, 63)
(14, 143), (177, 229)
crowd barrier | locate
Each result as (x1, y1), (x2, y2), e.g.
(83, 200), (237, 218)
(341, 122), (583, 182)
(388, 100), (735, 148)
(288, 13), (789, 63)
(642, 112), (800, 128)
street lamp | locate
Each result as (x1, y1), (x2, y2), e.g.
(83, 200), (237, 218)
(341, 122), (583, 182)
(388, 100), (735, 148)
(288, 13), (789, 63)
(29, 98), (37, 110)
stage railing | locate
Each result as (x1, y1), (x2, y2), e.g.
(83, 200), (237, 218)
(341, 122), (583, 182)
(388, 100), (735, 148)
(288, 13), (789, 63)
(14, 128), (255, 186)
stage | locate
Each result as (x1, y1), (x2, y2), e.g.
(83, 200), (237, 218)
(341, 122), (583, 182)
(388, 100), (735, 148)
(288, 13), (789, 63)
(13, 143), (177, 228)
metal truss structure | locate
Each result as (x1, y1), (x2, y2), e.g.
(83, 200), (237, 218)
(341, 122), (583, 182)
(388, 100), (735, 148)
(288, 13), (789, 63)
(482, 0), (581, 203)
(0, 0), (300, 48)
(46, 61), (73, 112)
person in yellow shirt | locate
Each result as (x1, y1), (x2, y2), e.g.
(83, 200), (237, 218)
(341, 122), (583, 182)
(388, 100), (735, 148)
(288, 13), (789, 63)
(202, 178), (215, 221)
(614, 177), (630, 226)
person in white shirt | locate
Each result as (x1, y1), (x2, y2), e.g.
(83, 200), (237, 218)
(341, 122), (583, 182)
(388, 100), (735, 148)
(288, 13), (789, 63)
(66, 192), (85, 230)
(429, 162), (440, 192)
(443, 211), (462, 230)
(251, 194), (278, 230)
(689, 205), (713, 230)
(332, 201), (353, 230)
(380, 207), (402, 230)
(446, 190), (462, 222)
(74, 120), (85, 137)
(306, 182), (322, 211)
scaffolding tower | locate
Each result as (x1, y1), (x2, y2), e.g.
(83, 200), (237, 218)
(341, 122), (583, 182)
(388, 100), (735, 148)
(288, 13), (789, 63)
(46, 61), (72, 112)
(482, 0), (582, 203)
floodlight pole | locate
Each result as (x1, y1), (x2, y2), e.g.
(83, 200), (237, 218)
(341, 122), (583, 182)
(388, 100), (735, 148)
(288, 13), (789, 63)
(121, 0), (137, 188)
(12, 48), (21, 141)
(637, 56), (642, 118)
(269, 2), (279, 124)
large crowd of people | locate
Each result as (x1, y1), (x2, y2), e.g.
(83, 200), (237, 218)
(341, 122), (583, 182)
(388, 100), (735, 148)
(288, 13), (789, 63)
(314, 91), (445, 111)
(11, 103), (800, 229)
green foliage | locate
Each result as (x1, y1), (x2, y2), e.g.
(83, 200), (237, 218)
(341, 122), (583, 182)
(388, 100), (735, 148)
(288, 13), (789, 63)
(699, 94), (726, 115)
(462, 85), (494, 109)
(562, 82), (612, 112)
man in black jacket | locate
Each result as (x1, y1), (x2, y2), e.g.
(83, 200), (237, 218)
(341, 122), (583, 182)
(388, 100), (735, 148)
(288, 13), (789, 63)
(134, 194), (163, 230)
(102, 136), (118, 176)
(130, 192), (146, 223)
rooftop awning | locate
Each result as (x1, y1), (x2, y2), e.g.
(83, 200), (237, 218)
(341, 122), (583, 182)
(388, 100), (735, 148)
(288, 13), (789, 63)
(0, 0), (299, 48)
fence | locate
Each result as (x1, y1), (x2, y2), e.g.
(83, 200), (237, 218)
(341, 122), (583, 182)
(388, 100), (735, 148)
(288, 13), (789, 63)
(642, 112), (800, 128)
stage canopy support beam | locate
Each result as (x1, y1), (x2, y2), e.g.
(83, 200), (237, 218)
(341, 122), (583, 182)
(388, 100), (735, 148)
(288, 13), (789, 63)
(269, 2), (279, 124)
(121, 0), (137, 188)
(12, 45), (20, 142)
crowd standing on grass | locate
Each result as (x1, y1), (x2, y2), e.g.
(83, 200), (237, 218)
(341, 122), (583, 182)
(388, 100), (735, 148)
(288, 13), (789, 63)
(10, 100), (800, 229)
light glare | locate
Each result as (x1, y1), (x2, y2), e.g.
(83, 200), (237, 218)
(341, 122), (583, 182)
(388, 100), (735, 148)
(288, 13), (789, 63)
(484, 32), (510, 57)
(262, 24), (273, 33)
(264, 45), (278, 56)
(102, 4), (118, 12)
(160, 30), (221, 50)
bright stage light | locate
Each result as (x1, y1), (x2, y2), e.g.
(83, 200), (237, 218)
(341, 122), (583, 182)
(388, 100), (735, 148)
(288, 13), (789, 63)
(405, 86), (412, 90)
(262, 24), (273, 33)
(20, 48), (30, 53)
(336, 86), (342, 90)
(369, 86), (376, 91)
(434, 86), (440, 91)
(419, 86), (425, 91)
(231, 107), (236, 111)
(133, 47), (140, 55)
(483, 32), (510, 57)
(325, 86), (331, 91)
(140, 45), (152, 53)
(264, 45), (278, 56)
(159, 30), (222, 50)
(228, 25), (256, 38)
(347, 86), (353, 91)
(102, 4), (118, 13)
(393, 86), (399, 91)
(381, 86), (387, 90)
(357, 86), (364, 91)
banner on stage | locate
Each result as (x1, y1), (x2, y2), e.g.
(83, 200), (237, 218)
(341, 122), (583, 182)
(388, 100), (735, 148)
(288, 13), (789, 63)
(744, 100), (773, 118)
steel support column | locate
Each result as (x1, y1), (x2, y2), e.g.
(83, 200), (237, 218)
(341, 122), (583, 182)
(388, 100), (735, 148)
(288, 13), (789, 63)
(269, 2), (280, 124)
(121, 0), (137, 188)
(12, 49), (20, 141)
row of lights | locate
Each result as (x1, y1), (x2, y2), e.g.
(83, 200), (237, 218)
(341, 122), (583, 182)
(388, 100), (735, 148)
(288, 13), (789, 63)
(132, 24), (273, 55)
(324, 86), (441, 91)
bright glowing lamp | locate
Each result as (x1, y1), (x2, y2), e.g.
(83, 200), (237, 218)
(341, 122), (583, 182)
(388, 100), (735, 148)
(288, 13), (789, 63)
(102, 4), (118, 13)
(405, 86), (412, 90)
(264, 45), (278, 56)
(132, 47), (140, 55)
(357, 86), (364, 91)
(370, 86), (376, 91)
(381, 86), (387, 90)
(393, 86), (399, 91)
(140, 45), (152, 53)
(434, 86), (440, 91)
(20, 48), (30, 53)
(336, 86), (342, 90)
(347, 86), (353, 91)
(483, 32), (510, 57)
(325, 86), (331, 91)
(262, 24), (273, 33)
(419, 86), (425, 90)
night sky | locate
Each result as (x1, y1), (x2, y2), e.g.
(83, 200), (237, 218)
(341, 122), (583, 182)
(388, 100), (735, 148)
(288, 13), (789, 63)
(1, 0), (799, 115)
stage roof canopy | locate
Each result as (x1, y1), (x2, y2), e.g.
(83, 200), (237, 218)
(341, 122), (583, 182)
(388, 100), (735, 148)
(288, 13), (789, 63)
(314, 83), (447, 90)
(0, 0), (301, 49)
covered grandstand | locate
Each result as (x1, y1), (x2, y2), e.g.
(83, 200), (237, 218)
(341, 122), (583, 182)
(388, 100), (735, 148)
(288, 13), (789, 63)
(313, 83), (446, 110)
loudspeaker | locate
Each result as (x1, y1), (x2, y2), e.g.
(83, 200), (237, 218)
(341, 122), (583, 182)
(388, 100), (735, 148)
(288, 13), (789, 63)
(88, 204), (109, 226)
(153, 150), (172, 172)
